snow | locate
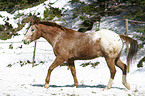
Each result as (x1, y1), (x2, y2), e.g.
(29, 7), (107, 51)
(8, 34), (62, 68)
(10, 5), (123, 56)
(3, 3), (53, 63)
(0, 0), (145, 96)
(0, 11), (18, 28)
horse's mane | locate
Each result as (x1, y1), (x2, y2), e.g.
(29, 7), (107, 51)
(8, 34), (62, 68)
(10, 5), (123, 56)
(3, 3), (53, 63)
(38, 21), (76, 32)
(30, 15), (76, 32)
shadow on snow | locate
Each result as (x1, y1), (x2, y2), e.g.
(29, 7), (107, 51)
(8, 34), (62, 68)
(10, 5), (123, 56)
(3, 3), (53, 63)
(31, 84), (125, 90)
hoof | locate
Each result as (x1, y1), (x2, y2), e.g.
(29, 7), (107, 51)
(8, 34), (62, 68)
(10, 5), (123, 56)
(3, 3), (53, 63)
(102, 87), (110, 91)
(123, 83), (130, 90)
(74, 84), (78, 88)
(74, 85), (78, 88)
(73, 86), (77, 88)
(44, 83), (50, 88)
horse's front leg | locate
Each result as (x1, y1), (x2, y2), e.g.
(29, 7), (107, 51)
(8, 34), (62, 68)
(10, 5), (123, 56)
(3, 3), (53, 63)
(67, 59), (78, 87)
(44, 56), (64, 88)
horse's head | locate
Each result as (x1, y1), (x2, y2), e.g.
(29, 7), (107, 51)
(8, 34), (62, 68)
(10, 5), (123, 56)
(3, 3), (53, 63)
(23, 18), (42, 44)
(23, 24), (41, 44)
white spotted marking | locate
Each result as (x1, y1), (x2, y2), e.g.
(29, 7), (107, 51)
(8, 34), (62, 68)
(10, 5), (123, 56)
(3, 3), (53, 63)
(89, 29), (123, 58)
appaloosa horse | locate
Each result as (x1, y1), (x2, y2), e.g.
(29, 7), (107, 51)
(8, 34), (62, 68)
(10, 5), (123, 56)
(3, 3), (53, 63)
(23, 18), (138, 90)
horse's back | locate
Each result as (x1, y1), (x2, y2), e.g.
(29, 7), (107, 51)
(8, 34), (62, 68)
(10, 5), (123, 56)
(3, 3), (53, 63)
(92, 29), (123, 58)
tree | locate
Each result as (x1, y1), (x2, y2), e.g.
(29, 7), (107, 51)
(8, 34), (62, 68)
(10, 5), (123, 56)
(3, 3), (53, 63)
(0, 0), (46, 12)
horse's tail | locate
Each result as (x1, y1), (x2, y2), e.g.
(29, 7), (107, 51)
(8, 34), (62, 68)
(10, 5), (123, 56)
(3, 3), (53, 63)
(119, 34), (138, 72)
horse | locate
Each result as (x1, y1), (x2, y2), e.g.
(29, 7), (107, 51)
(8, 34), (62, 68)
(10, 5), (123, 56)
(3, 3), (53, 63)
(23, 18), (138, 90)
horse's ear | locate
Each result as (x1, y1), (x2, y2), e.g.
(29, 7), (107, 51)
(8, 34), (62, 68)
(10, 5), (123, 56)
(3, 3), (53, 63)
(34, 16), (39, 24)
(31, 15), (40, 25)
(34, 18), (39, 25)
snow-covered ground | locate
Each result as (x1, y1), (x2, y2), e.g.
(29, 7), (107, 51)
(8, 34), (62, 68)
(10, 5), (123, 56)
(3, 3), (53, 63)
(0, 0), (145, 96)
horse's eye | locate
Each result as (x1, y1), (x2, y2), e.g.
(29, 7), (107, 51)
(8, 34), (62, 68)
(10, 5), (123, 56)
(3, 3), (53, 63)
(31, 29), (34, 31)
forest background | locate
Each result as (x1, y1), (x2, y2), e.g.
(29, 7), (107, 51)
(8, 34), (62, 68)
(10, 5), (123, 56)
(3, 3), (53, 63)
(0, 0), (145, 65)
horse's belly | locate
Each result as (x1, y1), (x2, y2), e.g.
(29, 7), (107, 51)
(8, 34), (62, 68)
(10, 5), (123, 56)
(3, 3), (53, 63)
(75, 50), (103, 60)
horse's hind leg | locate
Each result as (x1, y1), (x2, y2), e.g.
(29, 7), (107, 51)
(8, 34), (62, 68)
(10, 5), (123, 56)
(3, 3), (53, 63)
(103, 57), (116, 90)
(115, 58), (130, 90)
(44, 56), (64, 88)
(67, 59), (78, 87)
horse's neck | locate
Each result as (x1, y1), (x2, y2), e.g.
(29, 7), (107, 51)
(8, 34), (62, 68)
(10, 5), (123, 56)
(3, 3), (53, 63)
(41, 25), (63, 47)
